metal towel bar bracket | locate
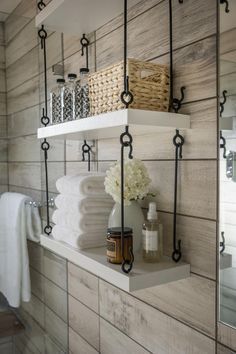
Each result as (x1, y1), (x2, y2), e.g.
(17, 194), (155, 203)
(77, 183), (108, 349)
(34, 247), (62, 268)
(25, 197), (55, 209)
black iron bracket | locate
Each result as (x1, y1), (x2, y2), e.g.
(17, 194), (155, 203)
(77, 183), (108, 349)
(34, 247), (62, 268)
(172, 129), (184, 262)
(220, 90), (227, 117)
(220, 0), (230, 13)
(120, 126), (134, 274)
(80, 34), (90, 70)
(37, 0), (46, 11)
(38, 24), (52, 236)
(220, 231), (226, 254)
(169, 0), (186, 113)
(172, 86), (186, 113)
(120, 0), (134, 109)
(82, 140), (92, 172)
(220, 130), (227, 159)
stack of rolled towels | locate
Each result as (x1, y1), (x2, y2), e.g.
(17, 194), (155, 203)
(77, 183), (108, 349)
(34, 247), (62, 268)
(52, 173), (113, 249)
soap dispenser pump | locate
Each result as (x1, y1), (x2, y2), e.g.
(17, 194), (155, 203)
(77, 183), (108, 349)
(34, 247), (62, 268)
(142, 202), (163, 262)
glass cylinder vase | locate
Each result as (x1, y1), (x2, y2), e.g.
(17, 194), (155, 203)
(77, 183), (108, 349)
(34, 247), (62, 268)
(108, 200), (144, 253)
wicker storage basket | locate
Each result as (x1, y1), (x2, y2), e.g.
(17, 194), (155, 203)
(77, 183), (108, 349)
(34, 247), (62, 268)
(88, 58), (169, 116)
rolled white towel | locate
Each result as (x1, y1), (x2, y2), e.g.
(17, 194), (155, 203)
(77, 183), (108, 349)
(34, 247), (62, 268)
(52, 209), (109, 233)
(56, 173), (107, 197)
(54, 194), (113, 215)
(52, 225), (106, 249)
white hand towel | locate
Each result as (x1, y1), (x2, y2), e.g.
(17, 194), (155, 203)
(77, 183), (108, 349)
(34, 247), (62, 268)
(52, 209), (108, 233)
(52, 225), (106, 249)
(56, 173), (107, 197)
(54, 194), (113, 215)
(25, 204), (42, 242)
(0, 192), (31, 308)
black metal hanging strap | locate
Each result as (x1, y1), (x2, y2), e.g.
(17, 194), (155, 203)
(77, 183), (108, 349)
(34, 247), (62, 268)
(172, 130), (184, 262)
(82, 140), (91, 172)
(38, 24), (52, 235)
(169, 0), (185, 113)
(41, 138), (52, 235)
(220, 90), (227, 117)
(80, 34), (90, 70)
(120, 0), (133, 108)
(220, 0), (230, 13)
(119, 0), (134, 274)
(38, 25), (48, 115)
(120, 126), (134, 274)
(220, 131), (227, 159)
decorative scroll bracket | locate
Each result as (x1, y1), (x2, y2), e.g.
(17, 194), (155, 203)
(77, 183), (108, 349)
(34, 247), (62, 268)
(80, 34), (90, 70)
(172, 129), (184, 263)
(220, 231), (226, 254)
(172, 86), (186, 113)
(220, 0), (230, 13)
(82, 140), (93, 172)
(220, 90), (228, 117)
(37, 0), (46, 11)
(120, 126), (134, 274)
(220, 130), (227, 159)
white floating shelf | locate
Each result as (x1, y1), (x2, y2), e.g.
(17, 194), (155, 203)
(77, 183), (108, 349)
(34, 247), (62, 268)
(41, 235), (190, 292)
(37, 109), (190, 141)
(36, 0), (140, 35)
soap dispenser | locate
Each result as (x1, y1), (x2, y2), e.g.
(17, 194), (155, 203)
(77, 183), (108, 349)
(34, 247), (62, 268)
(142, 202), (163, 262)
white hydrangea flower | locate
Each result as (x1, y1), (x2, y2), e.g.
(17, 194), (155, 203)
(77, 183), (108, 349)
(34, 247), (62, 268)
(104, 159), (151, 205)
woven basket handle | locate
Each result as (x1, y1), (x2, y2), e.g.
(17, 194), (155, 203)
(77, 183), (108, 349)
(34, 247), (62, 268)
(133, 62), (161, 82)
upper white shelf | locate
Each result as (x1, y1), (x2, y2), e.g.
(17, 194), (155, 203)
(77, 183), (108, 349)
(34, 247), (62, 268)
(37, 109), (190, 141)
(36, 0), (140, 35)
(41, 235), (190, 292)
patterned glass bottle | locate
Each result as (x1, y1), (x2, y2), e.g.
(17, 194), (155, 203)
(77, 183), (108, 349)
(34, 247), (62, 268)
(64, 73), (77, 121)
(50, 78), (65, 124)
(80, 68), (90, 118)
(75, 78), (81, 119)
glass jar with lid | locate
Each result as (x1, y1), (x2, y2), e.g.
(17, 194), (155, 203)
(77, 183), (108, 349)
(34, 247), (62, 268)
(64, 73), (77, 121)
(107, 227), (133, 264)
(50, 78), (65, 124)
(80, 68), (90, 118)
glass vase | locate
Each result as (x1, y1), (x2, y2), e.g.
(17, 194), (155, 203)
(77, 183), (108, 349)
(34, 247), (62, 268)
(108, 200), (144, 253)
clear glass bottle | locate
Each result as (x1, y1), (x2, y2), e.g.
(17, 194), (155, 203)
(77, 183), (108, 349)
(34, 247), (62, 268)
(50, 78), (65, 124)
(142, 202), (163, 262)
(64, 73), (77, 121)
(80, 67), (90, 118)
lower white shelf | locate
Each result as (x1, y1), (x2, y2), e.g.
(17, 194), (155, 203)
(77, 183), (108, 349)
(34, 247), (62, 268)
(40, 235), (190, 292)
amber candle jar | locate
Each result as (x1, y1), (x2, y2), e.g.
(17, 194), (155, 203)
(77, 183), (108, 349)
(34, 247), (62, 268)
(107, 227), (133, 264)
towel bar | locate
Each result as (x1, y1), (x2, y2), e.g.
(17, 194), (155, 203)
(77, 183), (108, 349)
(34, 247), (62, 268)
(25, 197), (55, 209)
(0, 193), (55, 209)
